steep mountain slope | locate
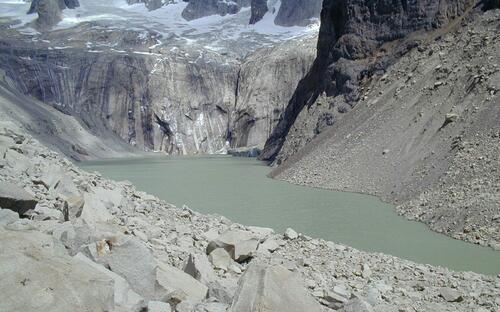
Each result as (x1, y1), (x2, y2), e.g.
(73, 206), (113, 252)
(0, 76), (137, 160)
(0, 13), (316, 155)
(270, 9), (500, 248)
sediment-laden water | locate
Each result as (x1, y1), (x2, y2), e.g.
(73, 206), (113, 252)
(81, 155), (500, 275)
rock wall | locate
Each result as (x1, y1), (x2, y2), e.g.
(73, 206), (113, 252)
(182, 0), (251, 20)
(270, 9), (500, 247)
(261, 0), (478, 162)
(274, 0), (323, 26)
(0, 28), (316, 156)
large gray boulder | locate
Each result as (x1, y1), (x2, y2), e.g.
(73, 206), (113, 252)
(0, 228), (115, 312)
(206, 229), (260, 262)
(157, 261), (209, 304)
(0, 181), (37, 216)
(74, 253), (146, 311)
(183, 253), (217, 284)
(230, 264), (323, 312)
(0, 208), (19, 226)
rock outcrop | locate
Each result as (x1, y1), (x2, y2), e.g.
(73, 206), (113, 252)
(182, 0), (251, 21)
(274, 0), (322, 26)
(0, 24), (315, 157)
(28, 0), (80, 30)
(268, 8), (500, 247)
(249, 0), (268, 24)
(261, 0), (477, 162)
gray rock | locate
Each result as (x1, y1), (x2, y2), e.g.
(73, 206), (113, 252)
(206, 229), (260, 262)
(249, 0), (268, 24)
(0, 181), (38, 216)
(183, 253), (216, 284)
(156, 262), (208, 304)
(0, 227), (115, 312)
(182, 0), (250, 21)
(230, 264), (323, 312)
(74, 253), (146, 311)
(209, 248), (233, 270)
(339, 298), (374, 312)
(284, 227), (298, 240)
(439, 287), (463, 302)
(148, 300), (172, 312)
(0, 208), (19, 226)
(274, 0), (322, 26)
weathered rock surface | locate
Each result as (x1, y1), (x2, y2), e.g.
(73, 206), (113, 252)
(0, 227), (115, 312)
(274, 0), (322, 26)
(271, 9), (500, 247)
(28, 0), (80, 30)
(0, 181), (37, 216)
(230, 264), (323, 312)
(182, 0), (251, 21)
(249, 0), (268, 24)
(0, 26), (315, 157)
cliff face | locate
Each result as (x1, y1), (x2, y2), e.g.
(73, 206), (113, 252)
(261, 0), (477, 162)
(274, 0), (323, 26)
(28, 0), (80, 30)
(0, 25), (316, 156)
(182, 0), (251, 20)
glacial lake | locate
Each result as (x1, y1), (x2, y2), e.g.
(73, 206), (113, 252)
(81, 155), (500, 275)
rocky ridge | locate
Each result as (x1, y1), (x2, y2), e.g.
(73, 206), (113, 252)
(0, 113), (499, 311)
(269, 9), (500, 248)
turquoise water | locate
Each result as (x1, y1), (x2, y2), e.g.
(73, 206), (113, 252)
(81, 155), (500, 275)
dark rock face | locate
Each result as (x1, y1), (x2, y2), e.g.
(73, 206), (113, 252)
(274, 0), (322, 26)
(126, 0), (164, 11)
(261, 0), (477, 161)
(249, 0), (268, 24)
(182, 0), (251, 21)
(28, 0), (80, 30)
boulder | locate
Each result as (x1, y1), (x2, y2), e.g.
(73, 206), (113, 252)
(0, 208), (19, 226)
(80, 187), (124, 224)
(284, 227), (298, 240)
(148, 301), (172, 312)
(0, 181), (37, 216)
(98, 236), (158, 300)
(206, 229), (260, 262)
(0, 228), (115, 312)
(208, 248), (233, 270)
(156, 262), (208, 304)
(52, 221), (95, 256)
(439, 287), (463, 302)
(74, 253), (146, 311)
(339, 298), (374, 312)
(183, 253), (216, 284)
(64, 195), (85, 221)
(231, 264), (323, 312)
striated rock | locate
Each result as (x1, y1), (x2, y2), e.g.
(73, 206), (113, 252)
(230, 264), (323, 312)
(0, 181), (38, 216)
